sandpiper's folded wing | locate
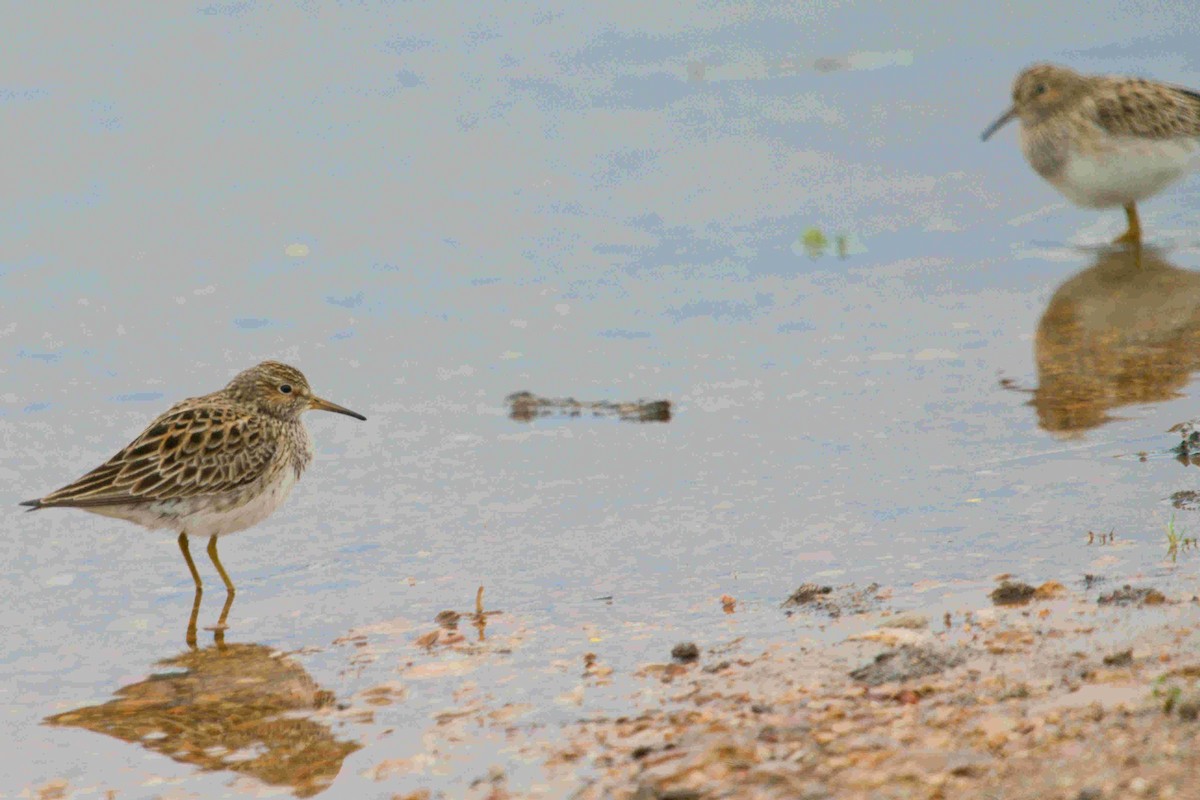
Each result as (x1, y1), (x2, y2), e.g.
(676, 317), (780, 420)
(1094, 79), (1200, 139)
(22, 400), (279, 509)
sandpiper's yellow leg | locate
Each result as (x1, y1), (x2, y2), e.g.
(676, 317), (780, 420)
(1114, 203), (1142, 245)
(178, 532), (202, 590)
(206, 535), (235, 636)
(178, 533), (204, 649)
(206, 535), (236, 595)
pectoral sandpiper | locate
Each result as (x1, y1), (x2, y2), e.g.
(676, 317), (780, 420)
(21, 361), (366, 595)
(981, 63), (1200, 244)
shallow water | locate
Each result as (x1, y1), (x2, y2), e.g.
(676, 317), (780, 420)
(3, 2), (1200, 797)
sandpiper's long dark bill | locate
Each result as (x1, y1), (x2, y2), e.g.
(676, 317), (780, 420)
(980, 107), (1017, 142)
(981, 62), (1200, 245)
(309, 396), (366, 420)
(20, 361), (366, 593)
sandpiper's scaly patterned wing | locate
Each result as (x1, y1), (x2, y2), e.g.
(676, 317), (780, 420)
(1094, 79), (1200, 139)
(23, 401), (279, 509)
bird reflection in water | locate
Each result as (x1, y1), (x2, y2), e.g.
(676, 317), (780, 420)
(1031, 246), (1200, 435)
(44, 633), (360, 797)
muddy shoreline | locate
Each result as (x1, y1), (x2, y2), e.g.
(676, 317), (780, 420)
(569, 582), (1200, 800)
(380, 575), (1200, 800)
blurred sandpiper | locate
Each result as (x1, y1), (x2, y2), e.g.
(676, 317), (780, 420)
(982, 63), (1200, 244)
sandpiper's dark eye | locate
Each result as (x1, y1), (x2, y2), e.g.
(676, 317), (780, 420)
(279, 384), (292, 394)
(1034, 83), (1047, 95)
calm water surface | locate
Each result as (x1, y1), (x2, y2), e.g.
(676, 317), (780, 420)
(3, 2), (1200, 797)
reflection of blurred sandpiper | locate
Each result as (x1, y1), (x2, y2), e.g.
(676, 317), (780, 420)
(1032, 247), (1200, 435)
(45, 640), (359, 798)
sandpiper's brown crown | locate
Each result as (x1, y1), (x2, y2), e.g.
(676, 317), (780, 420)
(225, 361), (314, 421)
(1009, 63), (1091, 125)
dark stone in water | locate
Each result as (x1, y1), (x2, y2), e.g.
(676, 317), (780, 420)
(671, 642), (700, 663)
(990, 580), (1036, 606)
(1102, 649), (1133, 667)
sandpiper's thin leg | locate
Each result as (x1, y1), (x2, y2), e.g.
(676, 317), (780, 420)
(206, 535), (236, 595)
(178, 532), (203, 590)
(1114, 203), (1142, 245)
(178, 533), (204, 649)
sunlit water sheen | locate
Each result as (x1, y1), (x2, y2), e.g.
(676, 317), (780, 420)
(3, 3), (1200, 796)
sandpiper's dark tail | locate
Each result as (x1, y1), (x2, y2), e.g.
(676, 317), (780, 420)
(19, 498), (44, 512)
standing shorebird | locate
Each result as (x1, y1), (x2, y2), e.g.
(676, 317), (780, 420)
(981, 63), (1200, 244)
(21, 361), (366, 597)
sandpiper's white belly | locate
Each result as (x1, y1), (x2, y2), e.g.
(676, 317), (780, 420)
(87, 465), (301, 538)
(184, 466), (300, 537)
(1051, 136), (1200, 208)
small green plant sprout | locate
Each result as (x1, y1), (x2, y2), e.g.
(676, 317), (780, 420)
(1167, 514), (1182, 547)
(800, 227), (828, 259)
(1165, 514), (1191, 562)
(794, 229), (862, 260)
(1153, 676), (1184, 714)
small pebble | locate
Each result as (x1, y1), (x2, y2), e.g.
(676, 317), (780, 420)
(1177, 694), (1200, 721)
(990, 580), (1036, 606)
(1102, 649), (1133, 667)
(671, 642), (700, 663)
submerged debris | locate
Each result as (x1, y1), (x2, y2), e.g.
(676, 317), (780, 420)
(1171, 419), (1200, 465)
(1098, 585), (1167, 606)
(507, 391), (671, 423)
(782, 583), (881, 618)
(1034, 580), (1068, 599)
(782, 583), (832, 606)
(1171, 419), (1200, 447)
(671, 642), (700, 663)
(1172, 490), (1200, 511)
(416, 585), (503, 648)
(990, 580), (1036, 606)
(849, 644), (965, 686)
(1102, 649), (1133, 667)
